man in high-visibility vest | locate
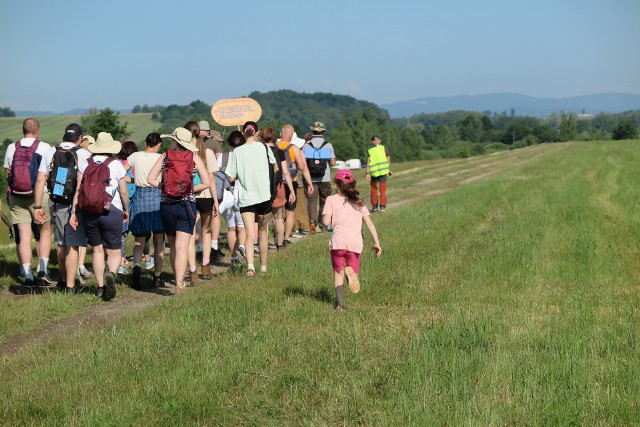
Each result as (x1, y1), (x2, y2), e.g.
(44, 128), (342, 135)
(366, 135), (391, 212)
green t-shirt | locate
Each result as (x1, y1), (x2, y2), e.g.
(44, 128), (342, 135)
(225, 141), (276, 208)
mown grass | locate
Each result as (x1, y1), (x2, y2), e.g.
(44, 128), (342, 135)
(0, 113), (159, 146)
(1, 141), (640, 424)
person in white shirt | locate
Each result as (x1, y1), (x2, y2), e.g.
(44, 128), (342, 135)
(4, 118), (53, 287)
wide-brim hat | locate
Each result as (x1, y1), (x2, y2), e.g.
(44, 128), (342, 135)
(89, 132), (122, 154)
(198, 120), (211, 131)
(161, 127), (199, 152)
(310, 121), (326, 132)
(210, 130), (223, 142)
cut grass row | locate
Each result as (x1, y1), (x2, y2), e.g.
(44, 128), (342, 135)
(1, 141), (639, 424)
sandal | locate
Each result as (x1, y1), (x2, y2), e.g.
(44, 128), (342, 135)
(345, 267), (360, 294)
(246, 269), (255, 278)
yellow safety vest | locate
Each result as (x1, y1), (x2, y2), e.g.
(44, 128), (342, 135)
(368, 145), (389, 177)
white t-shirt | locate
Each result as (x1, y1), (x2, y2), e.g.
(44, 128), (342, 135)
(4, 138), (52, 169)
(78, 155), (127, 212)
(127, 151), (162, 187)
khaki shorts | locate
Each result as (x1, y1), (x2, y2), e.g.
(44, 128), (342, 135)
(10, 192), (51, 225)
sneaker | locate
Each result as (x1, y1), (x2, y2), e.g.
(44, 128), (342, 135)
(283, 239), (292, 247)
(345, 266), (360, 294)
(268, 242), (277, 250)
(310, 222), (317, 235)
(78, 265), (91, 279)
(152, 275), (165, 288)
(145, 258), (155, 270)
(23, 277), (36, 288)
(38, 271), (53, 285)
(132, 266), (142, 290)
(380, 206), (386, 212)
(254, 243), (259, 252)
(237, 246), (246, 259)
(211, 248), (225, 259)
(103, 272), (117, 301)
(291, 231), (303, 239)
(371, 206), (378, 213)
(117, 266), (127, 275)
(230, 257), (240, 265)
(75, 273), (85, 285)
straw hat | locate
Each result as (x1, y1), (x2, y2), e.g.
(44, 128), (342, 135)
(161, 127), (198, 152)
(89, 132), (122, 154)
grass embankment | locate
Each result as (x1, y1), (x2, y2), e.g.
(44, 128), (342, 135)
(1, 141), (639, 424)
(0, 113), (159, 146)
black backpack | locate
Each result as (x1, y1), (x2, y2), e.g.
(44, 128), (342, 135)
(306, 141), (330, 178)
(47, 145), (81, 204)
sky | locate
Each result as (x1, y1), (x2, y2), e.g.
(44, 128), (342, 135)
(1, 0), (639, 113)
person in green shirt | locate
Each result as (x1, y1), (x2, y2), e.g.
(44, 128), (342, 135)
(366, 135), (391, 212)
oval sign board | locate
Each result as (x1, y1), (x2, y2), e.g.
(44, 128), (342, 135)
(211, 98), (262, 127)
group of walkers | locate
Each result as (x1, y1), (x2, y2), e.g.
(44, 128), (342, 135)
(3, 117), (386, 310)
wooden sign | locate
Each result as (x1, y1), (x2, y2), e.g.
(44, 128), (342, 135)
(211, 98), (262, 127)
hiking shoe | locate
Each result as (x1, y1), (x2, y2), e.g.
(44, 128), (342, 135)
(345, 266), (360, 294)
(96, 287), (104, 299)
(211, 248), (225, 259)
(152, 275), (165, 289)
(63, 286), (79, 295)
(132, 266), (142, 290)
(283, 239), (292, 247)
(201, 264), (212, 280)
(23, 277), (36, 288)
(103, 272), (117, 301)
(38, 271), (53, 285)
(145, 258), (155, 270)
(310, 222), (317, 235)
(237, 245), (246, 259)
(189, 271), (198, 286)
(56, 281), (67, 292)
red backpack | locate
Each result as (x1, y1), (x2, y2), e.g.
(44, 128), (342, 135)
(78, 157), (114, 213)
(162, 150), (194, 199)
(9, 140), (41, 196)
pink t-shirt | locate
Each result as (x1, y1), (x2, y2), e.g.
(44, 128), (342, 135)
(322, 194), (370, 253)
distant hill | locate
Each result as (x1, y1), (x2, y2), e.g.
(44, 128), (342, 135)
(381, 93), (640, 118)
(15, 108), (132, 117)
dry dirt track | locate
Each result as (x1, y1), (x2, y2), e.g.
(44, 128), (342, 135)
(0, 143), (568, 359)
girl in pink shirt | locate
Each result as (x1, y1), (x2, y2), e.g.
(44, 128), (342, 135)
(322, 169), (381, 311)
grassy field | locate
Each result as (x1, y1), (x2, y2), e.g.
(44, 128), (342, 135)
(0, 113), (160, 146)
(1, 141), (639, 424)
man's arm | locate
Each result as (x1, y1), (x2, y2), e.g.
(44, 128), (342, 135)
(34, 172), (47, 223)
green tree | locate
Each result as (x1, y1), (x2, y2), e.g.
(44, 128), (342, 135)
(559, 114), (576, 141)
(81, 108), (129, 139)
(612, 117), (638, 140)
(0, 107), (15, 117)
(457, 115), (483, 143)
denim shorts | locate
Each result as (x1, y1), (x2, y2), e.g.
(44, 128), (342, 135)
(161, 200), (196, 236)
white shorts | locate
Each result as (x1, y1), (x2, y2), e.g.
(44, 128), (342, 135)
(223, 207), (244, 228)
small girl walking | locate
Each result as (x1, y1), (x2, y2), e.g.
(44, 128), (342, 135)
(321, 169), (381, 311)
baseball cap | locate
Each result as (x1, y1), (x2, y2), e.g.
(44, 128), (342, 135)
(334, 169), (354, 183)
(62, 123), (83, 142)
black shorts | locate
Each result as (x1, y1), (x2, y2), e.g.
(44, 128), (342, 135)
(196, 197), (214, 214)
(81, 207), (124, 250)
(285, 181), (298, 211)
(161, 200), (197, 236)
(240, 200), (272, 216)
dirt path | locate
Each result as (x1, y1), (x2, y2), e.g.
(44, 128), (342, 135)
(0, 144), (567, 359)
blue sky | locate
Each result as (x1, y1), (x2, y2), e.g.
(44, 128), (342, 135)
(1, 0), (638, 112)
